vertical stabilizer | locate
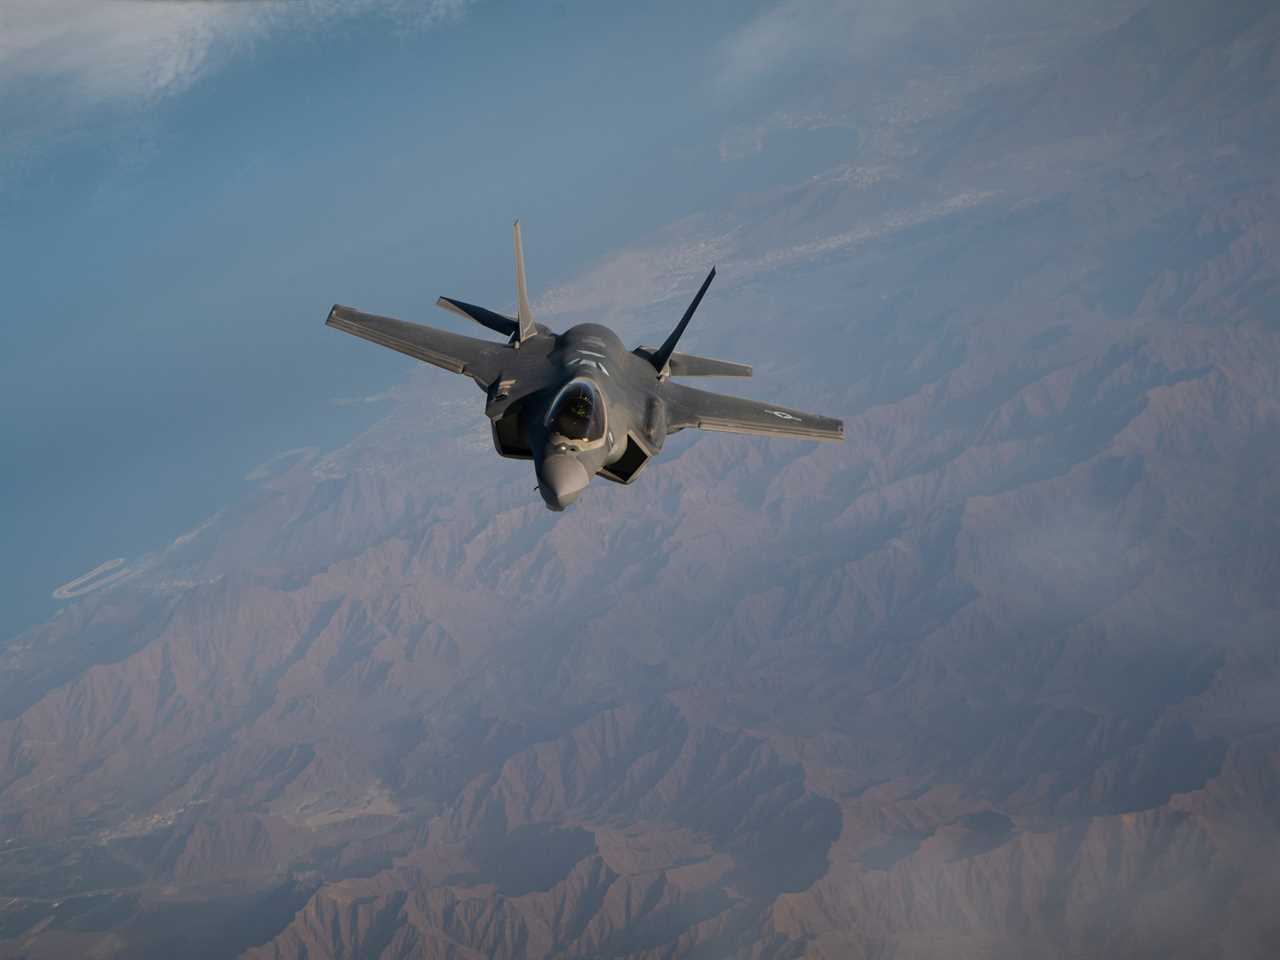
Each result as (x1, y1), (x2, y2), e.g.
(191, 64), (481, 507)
(650, 267), (716, 375)
(513, 220), (536, 343)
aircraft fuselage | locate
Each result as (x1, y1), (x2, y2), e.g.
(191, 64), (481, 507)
(491, 323), (667, 510)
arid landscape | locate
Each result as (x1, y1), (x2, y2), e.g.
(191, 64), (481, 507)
(3, 0), (1279, 956)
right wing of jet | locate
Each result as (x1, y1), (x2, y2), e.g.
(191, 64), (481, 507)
(662, 381), (844, 441)
(326, 304), (504, 387)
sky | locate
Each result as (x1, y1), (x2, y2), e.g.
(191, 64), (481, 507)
(0, 0), (885, 638)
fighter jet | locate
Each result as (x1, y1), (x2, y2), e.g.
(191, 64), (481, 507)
(326, 222), (844, 510)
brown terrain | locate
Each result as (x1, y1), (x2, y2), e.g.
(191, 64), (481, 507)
(3, 0), (1280, 956)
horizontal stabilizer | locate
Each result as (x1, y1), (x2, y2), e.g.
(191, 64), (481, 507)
(436, 297), (519, 338)
(633, 347), (751, 377)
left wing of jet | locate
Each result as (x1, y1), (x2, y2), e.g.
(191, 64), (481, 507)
(662, 382), (844, 441)
(326, 305), (504, 387)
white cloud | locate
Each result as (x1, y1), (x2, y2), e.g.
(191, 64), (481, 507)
(534, 226), (741, 324)
(0, 0), (473, 104)
(535, 182), (999, 324)
(716, 0), (958, 93)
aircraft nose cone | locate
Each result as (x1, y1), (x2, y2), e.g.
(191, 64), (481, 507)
(538, 455), (590, 511)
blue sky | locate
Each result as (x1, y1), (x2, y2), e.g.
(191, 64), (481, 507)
(0, 0), (871, 637)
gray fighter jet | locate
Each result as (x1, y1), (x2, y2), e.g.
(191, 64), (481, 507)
(326, 222), (844, 510)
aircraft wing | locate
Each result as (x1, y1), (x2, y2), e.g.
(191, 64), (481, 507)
(662, 382), (844, 442)
(326, 304), (504, 387)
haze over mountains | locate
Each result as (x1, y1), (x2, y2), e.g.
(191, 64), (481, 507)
(3, 0), (1280, 957)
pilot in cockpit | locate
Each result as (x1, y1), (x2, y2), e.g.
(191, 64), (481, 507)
(548, 381), (605, 446)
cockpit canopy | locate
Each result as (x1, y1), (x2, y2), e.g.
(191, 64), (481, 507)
(547, 380), (605, 443)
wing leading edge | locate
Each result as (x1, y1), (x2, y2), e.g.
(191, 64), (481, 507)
(326, 305), (503, 386)
(663, 381), (844, 442)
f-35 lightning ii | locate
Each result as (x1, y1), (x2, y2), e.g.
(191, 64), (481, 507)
(326, 222), (844, 511)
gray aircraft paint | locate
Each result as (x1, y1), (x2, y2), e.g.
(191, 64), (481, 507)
(326, 222), (844, 511)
